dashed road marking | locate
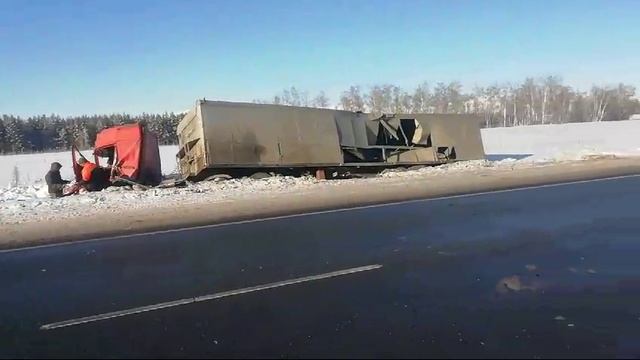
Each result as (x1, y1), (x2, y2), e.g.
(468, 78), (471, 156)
(40, 264), (382, 330)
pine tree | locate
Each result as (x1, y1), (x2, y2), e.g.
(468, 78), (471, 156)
(25, 117), (45, 151)
(70, 122), (90, 149)
(145, 115), (165, 144)
(0, 119), (6, 154)
(5, 118), (25, 153)
(54, 121), (70, 150)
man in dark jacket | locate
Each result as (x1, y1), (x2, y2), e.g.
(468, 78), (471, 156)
(44, 162), (70, 198)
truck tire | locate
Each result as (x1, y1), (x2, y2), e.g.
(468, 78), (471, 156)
(250, 172), (272, 180)
(204, 174), (232, 182)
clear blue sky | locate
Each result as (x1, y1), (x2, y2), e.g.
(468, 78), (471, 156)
(1, 0), (639, 116)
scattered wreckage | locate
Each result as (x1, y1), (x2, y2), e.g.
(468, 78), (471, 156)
(68, 123), (165, 193)
(63, 100), (486, 193)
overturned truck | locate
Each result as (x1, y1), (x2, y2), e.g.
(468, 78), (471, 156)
(177, 100), (485, 179)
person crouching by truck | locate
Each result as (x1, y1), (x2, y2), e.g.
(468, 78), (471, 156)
(44, 162), (70, 198)
(76, 157), (111, 192)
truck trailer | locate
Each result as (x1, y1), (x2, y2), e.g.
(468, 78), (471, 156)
(176, 100), (485, 179)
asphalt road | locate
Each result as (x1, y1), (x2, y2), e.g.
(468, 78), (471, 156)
(2, 175), (640, 358)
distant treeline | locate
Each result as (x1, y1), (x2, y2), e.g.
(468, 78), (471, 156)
(2, 76), (639, 154)
(257, 77), (640, 128)
(0, 113), (182, 154)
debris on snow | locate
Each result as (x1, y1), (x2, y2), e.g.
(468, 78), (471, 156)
(2, 120), (640, 224)
(0, 175), (319, 224)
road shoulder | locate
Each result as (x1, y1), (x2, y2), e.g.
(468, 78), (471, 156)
(2, 157), (639, 250)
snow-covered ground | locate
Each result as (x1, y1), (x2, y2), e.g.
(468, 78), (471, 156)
(0, 146), (180, 187)
(1, 120), (639, 224)
(482, 120), (640, 162)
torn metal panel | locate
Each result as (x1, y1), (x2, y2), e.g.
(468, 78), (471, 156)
(413, 114), (485, 161)
(335, 112), (369, 148)
(386, 147), (438, 164)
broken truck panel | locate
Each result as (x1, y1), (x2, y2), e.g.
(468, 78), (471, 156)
(386, 147), (438, 164)
(416, 115), (486, 161)
(335, 112), (370, 148)
(86, 123), (162, 186)
(176, 100), (485, 179)
(176, 107), (206, 178)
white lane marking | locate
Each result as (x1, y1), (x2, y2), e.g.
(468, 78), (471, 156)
(4, 173), (640, 254)
(40, 264), (382, 331)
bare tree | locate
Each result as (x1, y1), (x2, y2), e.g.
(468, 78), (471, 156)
(339, 86), (366, 112)
(541, 83), (549, 124)
(540, 76), (560, 124)
(605, 84), (638, 121)
(499, 86), (509, 127)
(281, 88), (292, 105)
(433, 82), (449, 113)
(312, 91), (330, 108)
(552, 85), (573, 124)
(520, 78), (538, 125)
(590, 86), (610, 122)
(512, 86), (520, 126)
(367, 84), (395, 114)
(392, 86), (412, 113)
(262, 78), (639, 129)
(277, 86), (309, 107)
(446, 82), (464, 113)
(485, 85), (501, 127)
(411, 82), (432, 113)
(568, 93), (585, 123)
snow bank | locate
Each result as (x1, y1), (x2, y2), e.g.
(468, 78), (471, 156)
(1, 120), (639, 224)
(0, 175), (319, 225)
(482, 120), (640, 163)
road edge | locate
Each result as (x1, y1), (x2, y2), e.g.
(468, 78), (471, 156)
(2, 157), (640, 251)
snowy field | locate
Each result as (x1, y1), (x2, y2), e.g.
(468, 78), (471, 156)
(2, 120), (639, 188)
(1, 120), (639, 224)
(482, 120), (640, 162)
(0, 146), (180, 187)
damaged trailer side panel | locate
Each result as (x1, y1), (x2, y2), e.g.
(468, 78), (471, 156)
(201, 101), (343, 166)
(176, 100), (485, 179)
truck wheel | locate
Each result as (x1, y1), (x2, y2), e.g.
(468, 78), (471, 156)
(204, 174), (232, 182)
(250, 172), (272, 180)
